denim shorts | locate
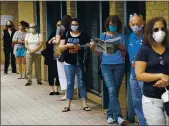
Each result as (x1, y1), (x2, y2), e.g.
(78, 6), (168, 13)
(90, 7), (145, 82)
(16, 47), (25, 57)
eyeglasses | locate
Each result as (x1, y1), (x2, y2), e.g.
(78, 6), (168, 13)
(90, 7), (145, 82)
(56, 25), (60, 27)
(71, 24), (79, 26)
(159, 56), (164, 66)
(29, 27), (35, 28)
(153, 27), (166, 32)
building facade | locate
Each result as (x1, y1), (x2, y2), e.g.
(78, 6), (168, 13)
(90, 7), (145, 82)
(1, 1), (169, 121)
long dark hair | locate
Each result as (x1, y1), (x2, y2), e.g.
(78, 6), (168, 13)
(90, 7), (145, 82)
(61, 15), (72, 31)
(143, 17), (169, 48)
(5, 20), (15, 30)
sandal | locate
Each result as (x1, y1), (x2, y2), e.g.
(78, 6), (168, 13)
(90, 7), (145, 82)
(57, 97), (66, 101)
(49, 92), (55, 95)
(62, 107), (71, 112)
(55, 92), (61, 95)
(83, 107), (91, 111)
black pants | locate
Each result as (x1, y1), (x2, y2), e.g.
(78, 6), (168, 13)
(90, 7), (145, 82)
(4, 49), (16, 73)
(47, 59), (60, 86)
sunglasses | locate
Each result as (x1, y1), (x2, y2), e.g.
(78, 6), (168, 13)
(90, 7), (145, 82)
(153, 27), (166, 32)
(56, 24), (60, 27)
(159, 56), (164, 66)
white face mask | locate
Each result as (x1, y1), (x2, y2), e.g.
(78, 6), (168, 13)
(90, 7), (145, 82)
(152, 30), (166, 43)
(71, 25), (79, 32)
(30, 28), (35, 33)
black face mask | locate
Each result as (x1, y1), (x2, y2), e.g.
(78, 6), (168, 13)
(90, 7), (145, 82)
(7, 25), (12, 28)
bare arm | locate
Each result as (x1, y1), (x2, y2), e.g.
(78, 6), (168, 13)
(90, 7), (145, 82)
(135, 61), (163, 82)
(25, 40), (32, 52)
(59, 39), (70, 52)
(55, 35), (61, 44)
(59, 39), (77, 52)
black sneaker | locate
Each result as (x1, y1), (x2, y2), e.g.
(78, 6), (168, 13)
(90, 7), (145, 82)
(37, 82), (43, 85)
(25, 82), (32, 86)
(4, 73), (7, 75)
(55, 92), (61, 95)
(49, 92), (55, 95)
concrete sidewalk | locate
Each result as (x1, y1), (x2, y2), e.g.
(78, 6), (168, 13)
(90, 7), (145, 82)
(1, 65), (136, 125)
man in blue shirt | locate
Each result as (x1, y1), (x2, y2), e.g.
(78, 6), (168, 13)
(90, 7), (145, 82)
(128, 13), (147, 126)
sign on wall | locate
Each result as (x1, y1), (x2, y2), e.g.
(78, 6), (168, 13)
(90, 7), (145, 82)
(0, 15), (13, 25)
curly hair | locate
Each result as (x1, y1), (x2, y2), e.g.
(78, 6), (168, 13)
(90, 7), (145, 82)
(20, 21), (29, 28)
(104, 15), (122, 32)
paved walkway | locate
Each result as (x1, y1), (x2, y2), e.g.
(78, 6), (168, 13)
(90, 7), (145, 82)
(1, 66), (136, 125)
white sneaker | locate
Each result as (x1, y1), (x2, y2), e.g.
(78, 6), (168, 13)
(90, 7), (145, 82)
(107, 117), (116, 124)
(18, 74), (22, 79)
(117, 117), (129, 126)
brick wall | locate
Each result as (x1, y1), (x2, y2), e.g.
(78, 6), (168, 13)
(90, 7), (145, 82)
(109, 1), (124, 30)
(0, 1), (18, 64)
(18, 2), (36, 24)
(146, 1), (169, 28)
(66, 1), (76, 17)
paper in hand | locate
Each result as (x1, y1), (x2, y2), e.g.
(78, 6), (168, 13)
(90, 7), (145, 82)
(91, 37), (121, 54)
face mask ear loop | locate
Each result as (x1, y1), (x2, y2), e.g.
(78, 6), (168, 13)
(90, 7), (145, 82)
(165, 87), (168, 92)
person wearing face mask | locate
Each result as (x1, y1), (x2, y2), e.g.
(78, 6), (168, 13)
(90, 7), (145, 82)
(59, 18), (91, 112)
(55, 15), (78, 101)
(135, 17), (169, 125)
(128, 13), (147, 126)
(89, 15), (128, 125)
(2, 21), (17, 74)
(12, 21), (29, 79)
(41, 21), (61, 95)
(25, 23), (44, 86)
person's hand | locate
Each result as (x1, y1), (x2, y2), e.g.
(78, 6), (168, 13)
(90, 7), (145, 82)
(67, 43), (76, 49)
(160, 74), (169, 83)
(18, 39), (23, 44)
(48, 40), (52, 44)
(118, 44), (125, 51)
(74, 44), (81, 50)
(30, 49), (35, 54)
(88, 42), (96, 50)
(153, 80), (169, 88)
(52, 37), (56, 40)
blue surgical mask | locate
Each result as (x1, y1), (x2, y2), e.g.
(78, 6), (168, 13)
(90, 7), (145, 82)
(109, 26), (117, 33)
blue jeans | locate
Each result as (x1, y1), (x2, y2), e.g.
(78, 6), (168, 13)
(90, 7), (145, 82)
(64, 64), (86, 100)
(130, 74), (147, 126)
(101, 64), (125, 120)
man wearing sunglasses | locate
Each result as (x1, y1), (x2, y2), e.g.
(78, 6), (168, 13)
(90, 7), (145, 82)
(128, 13), (147, 126)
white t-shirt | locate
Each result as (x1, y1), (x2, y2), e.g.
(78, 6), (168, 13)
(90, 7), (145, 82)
(25, 33), (43, 54)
